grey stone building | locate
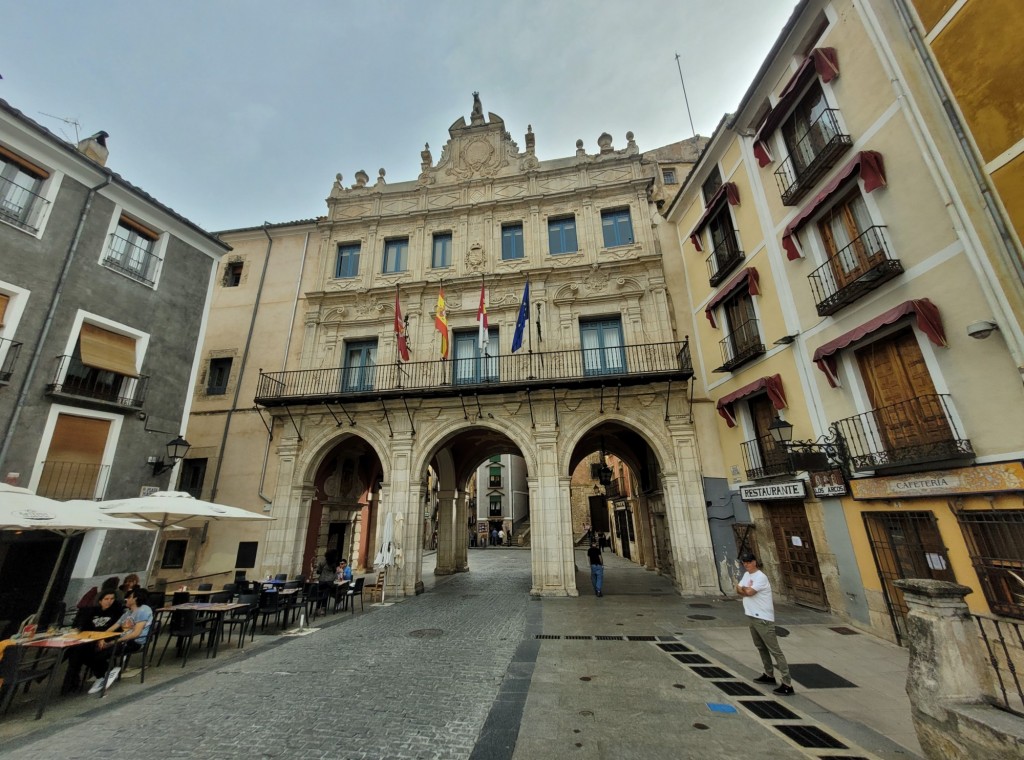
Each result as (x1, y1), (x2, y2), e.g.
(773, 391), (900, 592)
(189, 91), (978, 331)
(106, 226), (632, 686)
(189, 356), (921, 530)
(0, 98), (229, 633)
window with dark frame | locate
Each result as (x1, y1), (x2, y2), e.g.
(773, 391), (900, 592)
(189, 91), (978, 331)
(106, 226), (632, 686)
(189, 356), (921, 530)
(179, 458), (207, 499)
(383, 238), (409, 273)
(955, 510), (1024, 619)
(432, 232), (452, 268)
(489, 466), (502, 487)
(501, 223), (524, 260)
(207, 357), (232, 395)
(161, 539), (188, 569)
(720, 290), (762, 371)
(105, 217), (158, 284)
(335, 243), (360, 278)
(701, 166), (723, 204)
(489, 496), (502, 516)
(224, 261), (243, 287)
(600, 208), (634, 248)
(235, 541), (258, 569)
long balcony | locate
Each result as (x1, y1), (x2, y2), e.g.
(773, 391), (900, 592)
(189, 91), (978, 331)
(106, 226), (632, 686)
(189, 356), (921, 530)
(47, 355), (149, 410)
(255, 340), (692, 406)
(0, 337), (22, 383)
(36, 460), (111, 500)
(741, 434), (795, 480)
(774, 109), (852, 206)
(714, 318), (765, 373)
(834, 393), (974, 472)
(0, 176), (50, 233)
(706, 234), (745, 287)
(809, 226), (903, 316)
(103, 233), (160, 286)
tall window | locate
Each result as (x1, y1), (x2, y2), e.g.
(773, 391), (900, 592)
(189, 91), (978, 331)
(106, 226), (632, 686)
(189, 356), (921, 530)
(453, 328), (498, 385)
(818, 191), (881, 287)
(548, 216), (578, 255)
(600, 209), (634, 248)
(0, 151), (47, 232)
(382, 238), (409, 273)
(37, 413), (110, 500)
(432, 233), (452, 268)
(63, 324), (140, 406)
(105, 217), (159, 285)
(180, 458), (208, 499)
(489, 466), (502, 487)
(781, 82), (830, 175)
(489, 495), (502, 516)
(701, 166), (723, 204)
(207, 358), (232, 395)
(224, 261), (243, 287)
(722, 290), (761, 367)
(501, 223), (524, 260)
(342, 339), (377, 392)
(580, 318), (625, 376)
(335, 243), (360, 278)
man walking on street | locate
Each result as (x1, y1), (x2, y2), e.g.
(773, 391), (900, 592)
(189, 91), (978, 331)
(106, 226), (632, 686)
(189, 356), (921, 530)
(736, 551), (793, 695)
(587, 540), (604, 597)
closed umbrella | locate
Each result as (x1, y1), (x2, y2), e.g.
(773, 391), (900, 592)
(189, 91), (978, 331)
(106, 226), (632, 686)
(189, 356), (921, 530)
(373, 512), (395, 603)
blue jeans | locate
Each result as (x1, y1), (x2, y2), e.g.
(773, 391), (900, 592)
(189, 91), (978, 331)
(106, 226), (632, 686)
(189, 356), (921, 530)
(590, 564), (604, 594)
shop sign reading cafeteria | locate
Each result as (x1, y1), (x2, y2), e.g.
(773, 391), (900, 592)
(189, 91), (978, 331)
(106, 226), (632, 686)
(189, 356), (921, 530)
(739, 480), (806, 502)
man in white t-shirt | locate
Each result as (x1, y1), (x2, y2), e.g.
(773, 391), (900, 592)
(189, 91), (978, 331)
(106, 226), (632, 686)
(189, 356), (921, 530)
(736, 551), (793, 695)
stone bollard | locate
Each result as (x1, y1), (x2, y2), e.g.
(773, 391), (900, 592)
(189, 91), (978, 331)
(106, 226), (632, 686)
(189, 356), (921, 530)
(894, 579), (1005, 759)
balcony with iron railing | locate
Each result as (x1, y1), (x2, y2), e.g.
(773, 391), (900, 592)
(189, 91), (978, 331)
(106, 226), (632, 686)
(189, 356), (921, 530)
(103, 233), (160, 286)
(706, 233), (745, 287)
(774, 109), (852, 206)
(833, 393), (974, 472)
(36, 460), (111, 500)
(0, 176), (50, 233)
(47, 355), (149, 410)
(741, 434), (796, 480)
(809, 226), (903, 316)
(255, 340), (692, 406)
(0, 337), (23, 383)
(714, 318), (765, 373)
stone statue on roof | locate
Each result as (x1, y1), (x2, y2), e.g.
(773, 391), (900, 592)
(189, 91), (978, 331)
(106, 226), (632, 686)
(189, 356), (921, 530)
(470, 91), (485, 125)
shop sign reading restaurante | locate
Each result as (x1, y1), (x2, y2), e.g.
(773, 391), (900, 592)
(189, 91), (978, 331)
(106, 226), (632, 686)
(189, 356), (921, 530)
(739, 481), (806, 501)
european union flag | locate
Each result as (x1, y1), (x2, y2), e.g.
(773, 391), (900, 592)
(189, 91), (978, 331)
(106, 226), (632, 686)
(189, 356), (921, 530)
(511, 281), (530, 353)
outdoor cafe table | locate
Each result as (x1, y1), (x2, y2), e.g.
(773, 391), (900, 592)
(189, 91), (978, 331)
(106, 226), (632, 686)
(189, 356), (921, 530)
(24, 630), (119, 720)
(156, 602), (246, 659)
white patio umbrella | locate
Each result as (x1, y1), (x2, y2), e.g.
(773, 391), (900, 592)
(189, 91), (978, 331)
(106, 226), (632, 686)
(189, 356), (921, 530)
(0, 483), (154, 626)
(374, 512), (396, 603)
(96, 491), (273, 580)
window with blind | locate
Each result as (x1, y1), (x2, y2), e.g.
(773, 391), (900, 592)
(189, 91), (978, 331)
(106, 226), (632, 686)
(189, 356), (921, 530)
(0, 146), (49, 233)
(0, 293), (9, 328)
(62, 324), (140, 404)
(104, 216), (160, 285)
(37, 414), (111, 499)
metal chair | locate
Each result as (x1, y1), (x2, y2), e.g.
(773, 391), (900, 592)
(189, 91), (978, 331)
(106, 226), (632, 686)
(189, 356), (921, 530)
(0, 645), (59, 716)
(222, 594), (258, 647)
(273, 573), (288, 582)
(157, 611), (213, 668)
(257, 590), (283, 631)
(346, 577), (366, 614)
(196, 583), (213, 591)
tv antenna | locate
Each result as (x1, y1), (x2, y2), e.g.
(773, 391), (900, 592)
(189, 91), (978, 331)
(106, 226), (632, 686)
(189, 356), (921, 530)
(38, 112), (82, 144)
(673, 53), (696, 138)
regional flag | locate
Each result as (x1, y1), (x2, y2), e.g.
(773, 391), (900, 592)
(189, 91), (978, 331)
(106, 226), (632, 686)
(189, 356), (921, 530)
(394, 288), (410, 362)
(476, 280), (489, 355)
(511, 281), (530, 353)
(434, 286), (449, 359)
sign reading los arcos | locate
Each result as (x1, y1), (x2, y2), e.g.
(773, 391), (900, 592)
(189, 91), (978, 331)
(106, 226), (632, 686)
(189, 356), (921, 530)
(739, 480), (806, 501)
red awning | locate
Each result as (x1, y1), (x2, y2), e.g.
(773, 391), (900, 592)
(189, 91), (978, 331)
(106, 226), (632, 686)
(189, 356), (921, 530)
(688, 182), (741, 252)
(716, 374), (787, 427)
(705, 267), (760, 327)
(781, 151), (886, 260)
(811, 299), (947, 387)
(754, 48), (840, 167)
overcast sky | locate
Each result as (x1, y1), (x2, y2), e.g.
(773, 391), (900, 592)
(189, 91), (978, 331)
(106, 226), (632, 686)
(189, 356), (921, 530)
(3, 1), (798, 232)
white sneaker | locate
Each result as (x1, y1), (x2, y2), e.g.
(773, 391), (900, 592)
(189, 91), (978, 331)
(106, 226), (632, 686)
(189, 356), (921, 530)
(104, 666), (121, 689)
(88, 677), (106, 694)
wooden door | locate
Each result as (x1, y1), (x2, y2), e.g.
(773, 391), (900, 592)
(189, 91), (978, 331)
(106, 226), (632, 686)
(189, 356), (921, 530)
(766, 501), (829, 609)
(749, 395), (789, 474)
(725, 292), (756, 358)
(819, 192), (883, 288)
(856, 329), (951, 457)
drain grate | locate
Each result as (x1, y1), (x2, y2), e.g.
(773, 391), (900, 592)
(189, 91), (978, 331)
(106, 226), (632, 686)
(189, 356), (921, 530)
(687, 614), (717, 621)
(657, 635), (678, 641)
(626, 635), (657, 641)
(775, 724), (848, 749)
(535, 634), (561, 640)
(691, 666), (733, 679)
(713, 681), (762, 697)
(672, 653), (711, 665)
(828, 626), (860, 635)
(657, 643), (691, 653)
(789, 663), (857, 689)
(595, 635), (624, 641)
(738, 700), (800, 720)
(564, 635), (592, 640)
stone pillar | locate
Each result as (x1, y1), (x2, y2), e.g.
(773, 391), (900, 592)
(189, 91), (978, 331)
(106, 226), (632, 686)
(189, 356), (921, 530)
(893, 579), (1000, 760)
(434, 489), (457, 575)
(528, 433), (577, 597)
(454, 492), (469, 572)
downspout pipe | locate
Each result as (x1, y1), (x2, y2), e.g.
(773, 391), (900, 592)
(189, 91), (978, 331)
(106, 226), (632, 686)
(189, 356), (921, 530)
(257, 229), (311, 505)
(209, 223), (274, 501)
(0, 176), (112, 470)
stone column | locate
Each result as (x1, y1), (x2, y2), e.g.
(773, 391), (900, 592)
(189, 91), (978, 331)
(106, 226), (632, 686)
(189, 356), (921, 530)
(454, 491), (469, 572)
(434, 488), (457, 575)
(893, 579), (1000, 760)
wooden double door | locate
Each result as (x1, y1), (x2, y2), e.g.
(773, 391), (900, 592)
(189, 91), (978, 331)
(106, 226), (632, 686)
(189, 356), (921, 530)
(765, 500), (829, 610)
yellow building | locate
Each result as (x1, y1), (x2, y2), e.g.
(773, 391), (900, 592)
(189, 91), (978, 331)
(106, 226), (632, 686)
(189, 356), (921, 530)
(667, 0), (1024, 643)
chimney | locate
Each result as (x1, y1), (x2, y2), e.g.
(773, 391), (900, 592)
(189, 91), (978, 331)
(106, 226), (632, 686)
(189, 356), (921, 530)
(77, 131), (109, 166)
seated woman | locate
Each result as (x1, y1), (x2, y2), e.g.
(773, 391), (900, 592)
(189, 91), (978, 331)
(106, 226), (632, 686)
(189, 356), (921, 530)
(85, 588), (154, 694)
(63, 590), (123, 693)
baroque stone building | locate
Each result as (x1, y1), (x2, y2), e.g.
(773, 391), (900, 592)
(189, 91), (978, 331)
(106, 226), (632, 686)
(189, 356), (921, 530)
(180, 98), (717, 599)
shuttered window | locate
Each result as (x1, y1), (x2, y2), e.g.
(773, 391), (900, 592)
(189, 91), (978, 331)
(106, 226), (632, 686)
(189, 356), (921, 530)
(79, 324), (139, 377)
(37, 414), (111, 499)
(0, 293), (9, 327)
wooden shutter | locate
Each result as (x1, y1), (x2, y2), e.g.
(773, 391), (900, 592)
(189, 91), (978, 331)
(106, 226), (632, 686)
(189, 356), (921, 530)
(78, 324), (139, 377)
(0, 145), (49, 179)
(46, 415), (110, 464)
(0, 293), (9, 327)
(118, 215), (159, 240)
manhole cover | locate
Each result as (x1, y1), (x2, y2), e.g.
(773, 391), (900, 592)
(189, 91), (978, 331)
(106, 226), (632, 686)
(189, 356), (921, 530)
(688, 614), (716, 621)
(408, 628), (444, 639)
(689, 603), (712, 608)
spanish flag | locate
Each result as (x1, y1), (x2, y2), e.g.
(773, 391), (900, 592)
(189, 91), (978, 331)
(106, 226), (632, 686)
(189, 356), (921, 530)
(434, 285), (449, 359)
(394, 288), (410, 362)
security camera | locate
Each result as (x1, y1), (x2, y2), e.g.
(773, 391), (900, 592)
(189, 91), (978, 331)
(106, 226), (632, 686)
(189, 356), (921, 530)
(137, 411), (148, 420)
(966, 320), (999, 340)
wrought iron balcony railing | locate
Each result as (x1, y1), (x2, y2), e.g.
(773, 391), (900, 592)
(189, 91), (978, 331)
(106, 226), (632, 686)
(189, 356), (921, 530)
(833, 393), (973, 471)
(36, 460), (111, 500)
(714, 318), (765, 373)
(0, 176), (50, 233)
(0, 337), (22, 383)
(741, 434), (796, 480)
(255, 340), (692, 406)
(808, 226), (903, 316)
(774, 109), (852, 206)
(103, 233), (160, 286)
(47, 355), (149, 410)
(706, 233), (745, 287)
